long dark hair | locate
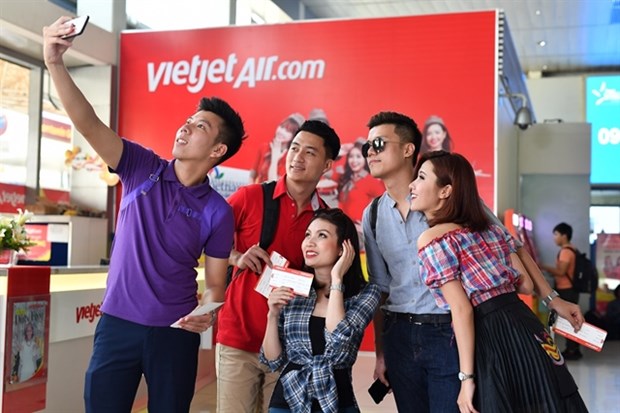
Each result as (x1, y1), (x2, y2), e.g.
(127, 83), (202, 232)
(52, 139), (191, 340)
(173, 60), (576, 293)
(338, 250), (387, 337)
(307, 208), (367, 298)
(414, 151), (489, 231)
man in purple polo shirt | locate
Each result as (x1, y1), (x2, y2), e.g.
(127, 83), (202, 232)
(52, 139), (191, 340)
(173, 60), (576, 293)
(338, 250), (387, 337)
(44, 18), (246, 413)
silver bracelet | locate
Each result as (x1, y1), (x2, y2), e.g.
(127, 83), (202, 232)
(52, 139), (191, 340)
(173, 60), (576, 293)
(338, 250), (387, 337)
(330, 283), (345, 293)
(541, 290), (559, 308)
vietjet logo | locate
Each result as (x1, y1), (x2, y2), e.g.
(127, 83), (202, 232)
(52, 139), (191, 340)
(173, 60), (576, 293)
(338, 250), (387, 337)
(147, 53), (326, 91)
(76, 302), (102, 323)
(0, 189), (25, 207)
(592, 82), (620, 106)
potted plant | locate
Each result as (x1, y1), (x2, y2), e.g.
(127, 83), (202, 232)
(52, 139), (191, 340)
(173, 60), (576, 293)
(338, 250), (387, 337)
(0, 209), (35, 266)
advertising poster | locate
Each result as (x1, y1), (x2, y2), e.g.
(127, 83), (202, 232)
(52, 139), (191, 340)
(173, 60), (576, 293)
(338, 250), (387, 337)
(597, 233), (620, 281)
(23, 224), (52, 262)
(586, 75), (620, 185)
(4, 295), (50, 390)
(118, 11), (498, 222)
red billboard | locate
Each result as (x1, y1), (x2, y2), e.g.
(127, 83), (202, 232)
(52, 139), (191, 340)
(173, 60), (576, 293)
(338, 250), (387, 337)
(119, 11), (498, 218)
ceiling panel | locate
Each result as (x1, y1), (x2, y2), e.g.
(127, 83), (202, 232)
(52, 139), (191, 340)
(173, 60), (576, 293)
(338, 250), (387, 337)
(300, 0), (620, 74)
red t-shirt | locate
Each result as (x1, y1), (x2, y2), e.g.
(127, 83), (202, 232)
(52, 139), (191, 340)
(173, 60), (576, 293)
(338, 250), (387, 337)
(216, 177), (327, 352)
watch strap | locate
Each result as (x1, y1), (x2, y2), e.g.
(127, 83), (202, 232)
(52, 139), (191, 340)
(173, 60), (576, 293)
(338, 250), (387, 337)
(458, 371), (475, 381)
(542, 290), (559, 308)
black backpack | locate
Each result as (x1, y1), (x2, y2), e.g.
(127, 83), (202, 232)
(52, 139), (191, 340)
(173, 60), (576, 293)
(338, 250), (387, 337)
(563, 247), (598, 294)
(226, 181), (279, 286)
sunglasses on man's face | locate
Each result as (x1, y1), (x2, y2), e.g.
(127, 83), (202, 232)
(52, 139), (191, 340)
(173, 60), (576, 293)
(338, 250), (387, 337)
(362, 137), (390, 158)
(362, 137), (403, 158)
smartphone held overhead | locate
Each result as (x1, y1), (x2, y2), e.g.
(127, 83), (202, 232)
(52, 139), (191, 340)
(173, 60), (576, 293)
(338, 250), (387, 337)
(62, 15), (89, 39)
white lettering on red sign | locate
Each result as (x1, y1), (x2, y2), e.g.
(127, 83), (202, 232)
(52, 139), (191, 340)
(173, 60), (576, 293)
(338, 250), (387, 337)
(0, 189), (25, 208)
(147, 53), (326, 91)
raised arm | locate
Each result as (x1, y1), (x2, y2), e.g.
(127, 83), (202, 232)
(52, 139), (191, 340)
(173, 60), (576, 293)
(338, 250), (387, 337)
(325, 240), (354, 331)
(510, 252), (534, 295)
(43, 17), (123, 169)
(263, 287), (294, 361)
(515, 247), (584, 330)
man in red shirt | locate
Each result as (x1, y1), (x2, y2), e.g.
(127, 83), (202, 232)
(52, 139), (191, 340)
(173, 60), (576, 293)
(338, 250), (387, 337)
(216, 120), (341, 412)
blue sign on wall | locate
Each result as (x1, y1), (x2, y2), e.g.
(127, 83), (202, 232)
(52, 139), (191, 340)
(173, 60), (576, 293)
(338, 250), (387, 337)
(586, 76), (620, 185)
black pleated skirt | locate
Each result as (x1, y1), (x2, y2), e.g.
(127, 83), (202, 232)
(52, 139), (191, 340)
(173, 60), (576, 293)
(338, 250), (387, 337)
(474, 293), (589, 413)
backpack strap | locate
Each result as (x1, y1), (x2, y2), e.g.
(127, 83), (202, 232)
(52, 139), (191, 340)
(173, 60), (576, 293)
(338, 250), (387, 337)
(119, 161), (166, 210)
(370, 196), (381, 240)
(560, 246), (577, 284)
(259, 181), (280, 250)
(368, 195), (391, 276)
(227, 181), (280, 287)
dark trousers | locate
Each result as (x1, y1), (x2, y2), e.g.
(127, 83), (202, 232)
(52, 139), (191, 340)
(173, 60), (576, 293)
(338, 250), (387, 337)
(84, 314), (200, 413)
(382, 315), (460, 413)
(557, 288), (581, 353)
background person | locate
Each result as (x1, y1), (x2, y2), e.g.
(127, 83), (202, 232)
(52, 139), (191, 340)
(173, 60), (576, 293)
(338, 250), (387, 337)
(261, 208), (380, 413)
(411, 150), (587, 413)
(216, 120), (341, 413)
(44, 17), (246, 412)
(605, 285), (620, 340)
(541, 222), (583, 360)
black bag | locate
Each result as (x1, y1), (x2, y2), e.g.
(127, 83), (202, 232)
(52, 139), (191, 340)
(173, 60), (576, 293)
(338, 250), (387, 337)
(563, 247), (598, 294)
(226, 181), (279, 287)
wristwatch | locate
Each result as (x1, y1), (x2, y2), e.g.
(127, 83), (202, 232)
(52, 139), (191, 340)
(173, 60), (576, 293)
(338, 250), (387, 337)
(330, 283), (345, 293)
(541, 290), (560, 308)
(458, 371), (475, 381)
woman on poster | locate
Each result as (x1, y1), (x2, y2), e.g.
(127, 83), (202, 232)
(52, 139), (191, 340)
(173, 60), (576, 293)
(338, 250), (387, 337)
(250, 112), (305, 183)
(420, 115), (453, 154)
(337, 138), (384, 225)
(18, 321), (42, 382)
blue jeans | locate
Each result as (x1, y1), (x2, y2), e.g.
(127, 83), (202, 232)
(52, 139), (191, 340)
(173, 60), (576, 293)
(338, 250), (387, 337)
(382, 315), (460, 412)
(84, 314), (200, 413)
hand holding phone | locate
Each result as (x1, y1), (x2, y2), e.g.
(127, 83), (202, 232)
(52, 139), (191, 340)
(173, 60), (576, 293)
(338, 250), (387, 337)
(368, 373), (391, 404)
(62, 15), (89, 39)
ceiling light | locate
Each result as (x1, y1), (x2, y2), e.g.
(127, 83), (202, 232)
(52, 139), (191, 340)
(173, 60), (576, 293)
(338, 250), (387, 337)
(537, 40), (546, 47)
(535, 10), (541, 15)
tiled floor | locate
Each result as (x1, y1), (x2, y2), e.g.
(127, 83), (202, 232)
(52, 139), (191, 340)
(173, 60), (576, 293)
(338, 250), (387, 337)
(188, 339), (620, 412)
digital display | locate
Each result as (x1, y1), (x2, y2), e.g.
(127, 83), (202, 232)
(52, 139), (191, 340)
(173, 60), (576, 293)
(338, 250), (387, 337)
(586, 76), (620, 185)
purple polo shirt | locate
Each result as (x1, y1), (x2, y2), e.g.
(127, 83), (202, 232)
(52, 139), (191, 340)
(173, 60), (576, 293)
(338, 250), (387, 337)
(101, 139), (234, 326)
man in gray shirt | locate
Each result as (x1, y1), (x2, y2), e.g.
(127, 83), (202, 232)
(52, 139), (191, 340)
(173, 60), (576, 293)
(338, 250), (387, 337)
(362, 111), (585, 412)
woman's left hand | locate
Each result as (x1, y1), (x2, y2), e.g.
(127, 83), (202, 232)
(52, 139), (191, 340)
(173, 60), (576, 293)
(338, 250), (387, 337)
(457, 380), (479, 413)
(331, 239), (355, 281)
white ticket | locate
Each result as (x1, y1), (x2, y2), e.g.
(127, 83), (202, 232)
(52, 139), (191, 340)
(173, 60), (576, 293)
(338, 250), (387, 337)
(254, 251), (289, 298)
(171, 302), (223, 328)
(553, 315), (608, 352)
(269, 266), (314, 297)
